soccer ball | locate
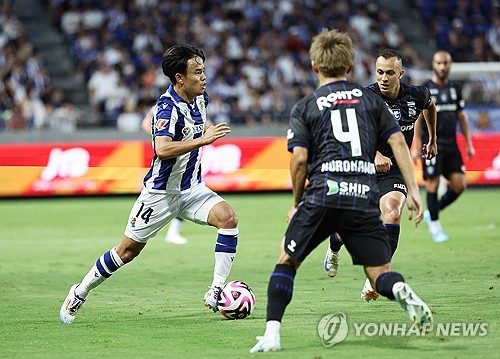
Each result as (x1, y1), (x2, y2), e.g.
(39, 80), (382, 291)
(218, 280), (256, 320)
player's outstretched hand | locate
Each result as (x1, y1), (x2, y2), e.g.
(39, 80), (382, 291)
(422, 141), (438, 160)
(406, 191), (423, 227)
(202, 123), (231, 144)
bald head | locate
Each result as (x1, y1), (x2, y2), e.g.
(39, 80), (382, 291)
(432, 51), (452, 84)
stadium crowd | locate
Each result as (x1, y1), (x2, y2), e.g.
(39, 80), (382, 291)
(420, 0), (498, 62)
(1, 0), (499, 131)
(0, 2), (80, 131)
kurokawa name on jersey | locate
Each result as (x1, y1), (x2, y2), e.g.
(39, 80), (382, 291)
(287, 81), (401, 212)
(144, 85), (209, 193)
(367, 82), (432, 169)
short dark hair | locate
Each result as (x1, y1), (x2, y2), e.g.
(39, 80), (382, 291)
(379, 49), (402, 63)
(162, 44), (205, 84)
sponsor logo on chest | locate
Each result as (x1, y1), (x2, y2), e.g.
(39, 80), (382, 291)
(182, 123), (205, 138)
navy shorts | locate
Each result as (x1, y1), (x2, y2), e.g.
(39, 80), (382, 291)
(284, 202), (391, 266)
(377, 169), (407, 197)
(422, 148), (465, 180)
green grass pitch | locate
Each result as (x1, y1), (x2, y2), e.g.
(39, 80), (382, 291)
(1, 189), (499, 358)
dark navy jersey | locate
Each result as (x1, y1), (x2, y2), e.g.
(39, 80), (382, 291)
(420, 79), (464, 151)
(367, 83), (432, 169)
(287, 80), (401, 212)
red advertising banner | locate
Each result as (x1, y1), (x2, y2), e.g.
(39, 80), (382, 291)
(0, 138), (292, 197)
(0, 135), (498, 197)
(0, 141), (150, 197)
(413, 133), (500, 185)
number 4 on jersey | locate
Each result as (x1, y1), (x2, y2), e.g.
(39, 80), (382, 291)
(331, 108), (362, 157)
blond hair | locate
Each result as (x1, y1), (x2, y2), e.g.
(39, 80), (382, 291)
(309, 28), (354, 77)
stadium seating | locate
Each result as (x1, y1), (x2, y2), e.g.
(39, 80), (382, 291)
(2, 0), (498, 130)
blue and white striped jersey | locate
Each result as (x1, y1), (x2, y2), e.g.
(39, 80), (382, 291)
(144, 85), (209, 193)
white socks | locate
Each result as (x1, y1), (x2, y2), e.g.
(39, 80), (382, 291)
(76, 247), (124, 298)
(265, 320), (281, 338)
(211, 228), (238, 288)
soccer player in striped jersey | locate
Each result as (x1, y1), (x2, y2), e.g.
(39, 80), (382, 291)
(324, 49), (438, 301)
(141, 105), (208, 245)
(250, 29), (432, 353)
(61, 44), (238, 324)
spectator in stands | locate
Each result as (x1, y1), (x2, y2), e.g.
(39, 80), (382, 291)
(11, 0), (496, 130)
(207, 95), (231, 125)
(87, 56), (120, 126)
(422, 0), (498, 62)
(4, 104), (27, 131)
(487, 13), (500, 56)
(47, 101), (80, 133)
(50, 0), (411, 127)
(0, 3), (64, 132)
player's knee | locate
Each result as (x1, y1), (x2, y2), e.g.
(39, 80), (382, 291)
(277, 256), (300, 269)
(454, 181), (466, 193)
(382, 208), (401, 224)
(450, 174), (467, 193)
(425, 177), (440, 192)
(219, 212), (238, 229)
(209, 201), (238, 229)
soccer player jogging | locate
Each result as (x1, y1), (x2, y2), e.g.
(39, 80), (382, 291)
(141, 105), (206, 245)
(324, 49), (438, 301)
(250, 29), (433, 353)
(413, 50), (475, 242)
(60, 44), (239, 324)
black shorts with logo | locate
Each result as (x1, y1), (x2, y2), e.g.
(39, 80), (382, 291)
(284, 202), (391, 266)
(421, 147), (465, 180)
(376, 168), (408, 197)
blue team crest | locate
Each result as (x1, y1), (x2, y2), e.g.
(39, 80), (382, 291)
(390, 107), (401, 121)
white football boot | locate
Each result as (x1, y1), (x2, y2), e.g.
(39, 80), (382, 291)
(393, 282), (433, 332)
(203, 286), (222, 312)
(250, 335), (281, 353)
(324, 247), (340, 277)
(60, 284), (86, 324)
